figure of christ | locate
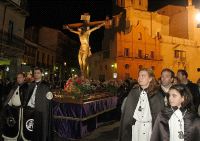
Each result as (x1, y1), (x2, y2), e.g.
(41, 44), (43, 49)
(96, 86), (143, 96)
(65, 22), (105, 76)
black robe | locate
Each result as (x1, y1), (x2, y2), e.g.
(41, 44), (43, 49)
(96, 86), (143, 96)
(186, 82), (200, 112)
(150, 107), (200, 141)
(1, 82), (29, 138)
(3, 83), (29, 108)
(26, 81), (52, 141)
(119, 86), (165, 141)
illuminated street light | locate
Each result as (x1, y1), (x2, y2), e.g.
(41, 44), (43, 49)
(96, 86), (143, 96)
(196, 11), (200, 28)
(111, 63), (117, 69)
(196, 12), (200, 22)
(21, 62), (26, 65)
(5, 66), (9, 72)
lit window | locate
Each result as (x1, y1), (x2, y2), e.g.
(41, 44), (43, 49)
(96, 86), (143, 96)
(47, 55), (49, 66)
(139, 0), (142, 5)
(139, 65), (143, 70)
(8, 20), (14, 41)
(103, 50), (110, 59)
(124, 48), (129, 57)
(174, 50), (186, 60)
(52, 56), (54, 65)
(105, 65), (107, 70)
(125, 73), (130, 79)
(138, 50), (142, 58)
(125, 64), (129, 69)
(150, 51), (154, 59)
(37, 51), (40, 62)
(138, 32), (142, 40)
(42, 53), (45, 64)
(174, 50), (179, 58)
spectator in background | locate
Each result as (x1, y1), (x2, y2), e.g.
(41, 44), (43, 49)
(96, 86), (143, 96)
(177, 69), (200, 112)
(117, 78), (137, 113)
(159, 68), (175, 106)
(173, 76), (179, 85)
(119, 68), (164, 141)
(197, 78), (200, 116)
(0, 79), (5, 110)
(4, 78), (13, 95)
(197, 78), (200, 94)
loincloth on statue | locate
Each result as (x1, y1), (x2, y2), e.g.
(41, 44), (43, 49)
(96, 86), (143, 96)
(79, 46), (92, 57)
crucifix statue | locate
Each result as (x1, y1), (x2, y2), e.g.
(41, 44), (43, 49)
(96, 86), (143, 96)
(188, 0), (192, 6)
(63, 13), (111, 77)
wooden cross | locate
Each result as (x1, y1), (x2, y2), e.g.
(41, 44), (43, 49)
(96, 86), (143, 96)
(63, 13), (112, 29)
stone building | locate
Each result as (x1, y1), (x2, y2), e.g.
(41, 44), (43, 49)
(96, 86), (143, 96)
(25, 26), (77, 81)
(88, 0), (200, 82)
(0, 0), (28, 80)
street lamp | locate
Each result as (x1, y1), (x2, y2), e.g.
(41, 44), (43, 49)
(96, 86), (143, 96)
(21, 62), (27, 65)
(5, 66), (9, 72)
(196, 11), (200, 28)
(111, 63), (117, 79)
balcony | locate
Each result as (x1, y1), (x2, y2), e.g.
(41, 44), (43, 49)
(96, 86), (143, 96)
(2, 0), (29, 16)
(174, 57), (186, 62)
(0, 31), (25, 57)
(134, 54), (163, 61)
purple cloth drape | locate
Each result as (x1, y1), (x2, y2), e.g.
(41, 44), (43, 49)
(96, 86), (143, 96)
(53, 96), (117, 139)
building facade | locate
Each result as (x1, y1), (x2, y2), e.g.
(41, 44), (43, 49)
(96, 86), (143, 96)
(0, 0), (28, 80)
(25, 26), (77, 81)
(89, 0), (200, 82)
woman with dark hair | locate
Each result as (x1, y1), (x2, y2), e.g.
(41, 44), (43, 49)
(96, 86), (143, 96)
(119, 68), (165, 141)
(151, 84), (200, 141)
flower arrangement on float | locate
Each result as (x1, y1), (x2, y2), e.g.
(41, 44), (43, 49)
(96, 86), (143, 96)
(63, 76), (95, 99)
(53, 76), (121, 101)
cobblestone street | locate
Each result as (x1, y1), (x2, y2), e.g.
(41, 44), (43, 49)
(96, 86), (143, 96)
(54, 121), (120, 141)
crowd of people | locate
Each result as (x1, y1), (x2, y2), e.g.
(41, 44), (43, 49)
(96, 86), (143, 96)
(119, 68), (200, 141)
(0, 67), (53, 141)
(1, 67), (200, 141)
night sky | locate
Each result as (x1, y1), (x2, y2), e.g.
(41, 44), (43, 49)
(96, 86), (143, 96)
(26, 0), (200, 28)
(25, 0), (200, 54)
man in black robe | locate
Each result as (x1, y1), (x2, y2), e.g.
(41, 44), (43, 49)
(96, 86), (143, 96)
(26, 67), (53, 141)
(1, 72), (29, 140)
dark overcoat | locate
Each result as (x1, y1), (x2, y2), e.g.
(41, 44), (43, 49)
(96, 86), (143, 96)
(1, 82), (29, 138)
(119, 86), (165, 141)
(26, 81), (52, 141)
(150, 107), (200, 141)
